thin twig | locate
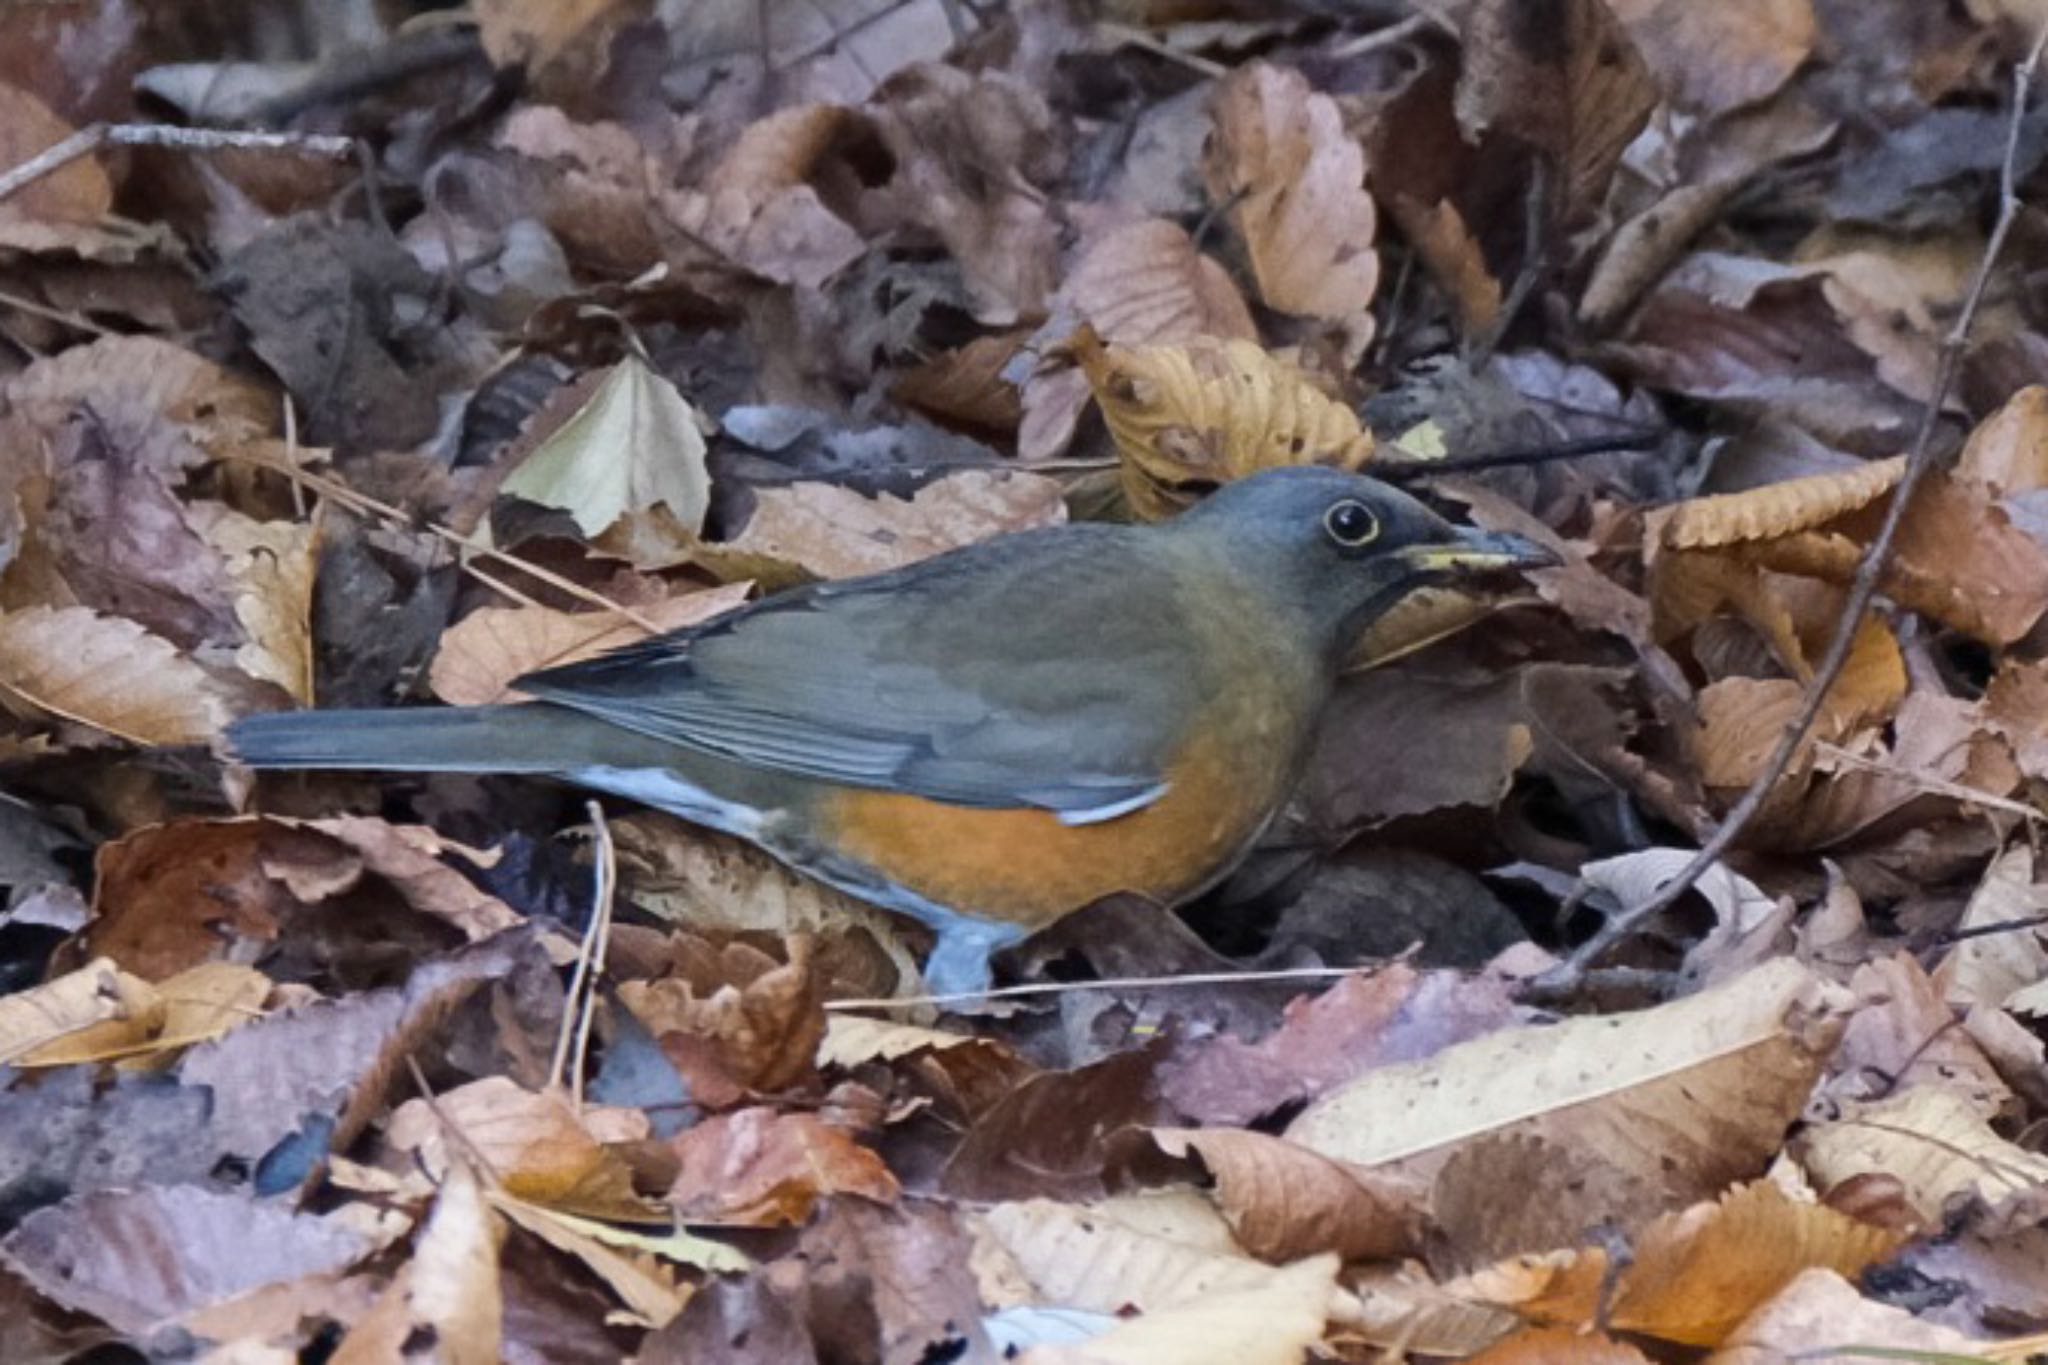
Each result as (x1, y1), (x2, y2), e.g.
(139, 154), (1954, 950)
(0, 124), (355, 206)
(824, 962), (1395, 1012)
(227, 450), (663, 633)
(1328, 13), (1434, 60)
(548, 802), (616, 1100)
(1376, 426), (1667, 480)
(1530, 21), (2048, 1002)
(570, 803), (617, 1112)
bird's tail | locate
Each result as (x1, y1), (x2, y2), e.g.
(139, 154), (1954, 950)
(225, 704), (574, 773)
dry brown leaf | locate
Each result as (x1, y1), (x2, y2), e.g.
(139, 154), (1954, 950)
(891, 330), (1029, 434)
(666, 1108), (898, 1225)
(1704, 1267), (1989, 1364)
(0, 81), (111, 248)
(1204, 63), (1379, 348)
(1016, 1252), (1337, 1365)
(1933, 844), (2048, 1011)
(721, 468), (1066, 579)
(1688, 612), (1902, 792)
(1468, 1181), (1906, 1347)
(332, 1162), (503, 1365)
(1286, 960), (1850, 1213)
(0, 605), (241, 745)
(1956, 384), (2048, 497)
(1658, 458), (1905, 550)
(617, 936), (825, 1097)
(1018, 217), (1258, 461)
(386, 1077), (659, 1221)
(22, 962), (275, 1071)
(975, 1196), (1343, 1324)
(610, 815), (921, 995)
(1455, 0), (1658, 220)
(1145, 1128), (1424, 1263)
(1830, 951), (2015, 1117)
(185, 503), (320, 703)
(1604, 0), (1817, 113)
(487, 1196), (694, 1329)
(819, 1014), (977, 1066)
(1070, 328), (1374, 519)
(870, 65), (1062, 322)
(1796, 1086), (2048, 1223)
(1394, 196), (1503, 336)
(428, 584), (750, 706)
(1464, 1326), (1656, 1365)
(1059, 219), (1259, 347)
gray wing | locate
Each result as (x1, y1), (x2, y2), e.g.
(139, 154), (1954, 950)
(512, 525), (1202, 821)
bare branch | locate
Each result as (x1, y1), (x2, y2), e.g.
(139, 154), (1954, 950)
(1530, 19), (2048, 1003)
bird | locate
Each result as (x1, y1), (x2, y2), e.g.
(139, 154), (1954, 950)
(227, 467), (1551, 995)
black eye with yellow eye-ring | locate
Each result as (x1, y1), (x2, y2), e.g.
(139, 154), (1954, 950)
(1323, 498), (1380, 547)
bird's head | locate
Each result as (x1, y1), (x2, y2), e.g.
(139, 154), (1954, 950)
(1168, 466), (1555, 661)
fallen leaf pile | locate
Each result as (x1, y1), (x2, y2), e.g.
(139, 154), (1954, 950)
(2, 1), (2048, 1361)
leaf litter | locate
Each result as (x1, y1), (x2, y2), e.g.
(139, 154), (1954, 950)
(2, 1), (2048, 1361)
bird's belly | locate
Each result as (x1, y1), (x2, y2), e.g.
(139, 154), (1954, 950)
(815, 724), (1285, 930)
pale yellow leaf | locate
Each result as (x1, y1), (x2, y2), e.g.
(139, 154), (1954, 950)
(501, 356), (711, 540)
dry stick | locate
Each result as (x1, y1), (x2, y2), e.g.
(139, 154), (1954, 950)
(1531, 22), (2048, 1001)
(547, 802), (615, 1098)
(570, 803), (618, 1112)
(823, 962), (1397, 1012)
(231, 452), (664, 633)
(0, 124), (356, 205)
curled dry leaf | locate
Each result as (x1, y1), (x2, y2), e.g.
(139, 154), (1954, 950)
(488, 1196), (698, 1329)
(185, 503), (321, 704)
(428, 583), (751, 706)
(1464, 1180), (1906, 1347)
(1703, 1267), (1989, 1364)
(1955, 383), (2048, 496)
(617, 935), (825, 1098)
(1657, 458), (1904, 550)
(1286, 959), (1850, 1213)
(0, 958), (159, 1067)
(666, 1108), (899, 1226)
(1932, 844), (2048, 1011)
(1604, 0), (1818, 113)
(1018, 217), (1257, 461)
(1454, 0), (1658, 221)
(1204, 63), (1379, 349)
(892, 329), (1030, 434)
(1069, 328), (1374, 520)
(331, 1161), (502, 1365)
(0, 605), (241, 745)
(721, 468), (1068, 580)
(1795, 1086), (2048, 1223)
(609, 816), (922, 995)
(1143, 1128), (1425, 1264)
(385, 1077), (659, 1221)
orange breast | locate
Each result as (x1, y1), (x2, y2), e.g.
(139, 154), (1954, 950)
(816, 720), (1294, 929)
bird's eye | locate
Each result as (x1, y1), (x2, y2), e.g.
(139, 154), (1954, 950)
(1323, 499), (1380, 547)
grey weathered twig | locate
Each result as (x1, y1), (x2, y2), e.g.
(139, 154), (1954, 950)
(0, 123), (356, 207)
(1531, 19), (2048, 1001)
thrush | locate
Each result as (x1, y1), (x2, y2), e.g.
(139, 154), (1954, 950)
(228, 468), (1550, 993)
